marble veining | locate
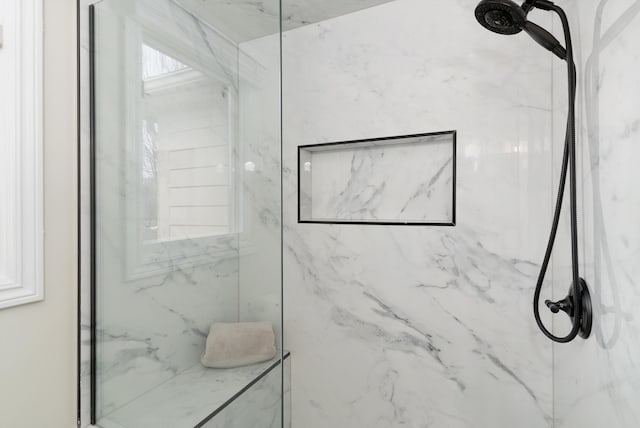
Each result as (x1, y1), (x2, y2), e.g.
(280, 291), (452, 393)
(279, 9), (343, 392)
(76, 0), (640, 427)
(237, 33), (284, 350)
(299, 133), (454, 223)
(283, 0), (555, 427)
(176, 0), (396, 42)
(98, 356), (288, 428)
(202, 356), (291, 428)
(552, 1), (640, 427)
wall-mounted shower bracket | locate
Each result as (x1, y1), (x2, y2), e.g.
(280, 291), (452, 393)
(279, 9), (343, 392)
(545, 278), (592, 339)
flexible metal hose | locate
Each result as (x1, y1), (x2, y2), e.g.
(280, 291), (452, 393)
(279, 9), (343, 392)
(532, 6), (583, 343)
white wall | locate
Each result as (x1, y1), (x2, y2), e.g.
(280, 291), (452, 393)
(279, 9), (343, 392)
(237, 34), (284, 354)
(0, 0), (77, 426)
(283, 0), (555, 427)
(553, 1), (640, 427)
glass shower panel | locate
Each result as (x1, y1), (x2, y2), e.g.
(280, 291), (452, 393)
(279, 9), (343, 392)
(91, 0), (282, 426)
(552, 2), (640, 427)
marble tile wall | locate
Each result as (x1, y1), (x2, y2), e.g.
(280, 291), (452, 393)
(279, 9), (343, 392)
(552, 1), (640, 427)
(282, 0), (556, 427)
(237, 34), (284, 351)
(96, 357), (288, 428)
(77, 0), (640, 427)
(175, 0), (395, 42)
(201, 357), (291, 428)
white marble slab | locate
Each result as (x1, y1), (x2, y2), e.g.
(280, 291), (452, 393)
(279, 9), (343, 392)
(176, 0), (395, 43)
(202, 356), (291, 428)
(552, 1), (640, 427)
(282, 0), (555, 427)
(98, 356), (288, 428)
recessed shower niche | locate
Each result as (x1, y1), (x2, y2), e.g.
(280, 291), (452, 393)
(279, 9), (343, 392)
(298, 131), (457, 225)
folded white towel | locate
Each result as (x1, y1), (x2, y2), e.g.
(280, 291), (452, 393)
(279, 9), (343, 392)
(201, 321), (277, 369)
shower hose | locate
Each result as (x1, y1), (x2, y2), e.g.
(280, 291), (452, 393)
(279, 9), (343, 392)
(532, 5), (583, 343)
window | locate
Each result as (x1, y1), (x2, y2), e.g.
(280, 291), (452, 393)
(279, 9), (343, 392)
(120, 30), (240, 279)
(138, 44), (235, 242)
(0, 0), (43, 308)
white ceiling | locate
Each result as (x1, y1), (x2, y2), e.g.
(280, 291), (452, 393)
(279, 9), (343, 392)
(176, 0), (397, 43)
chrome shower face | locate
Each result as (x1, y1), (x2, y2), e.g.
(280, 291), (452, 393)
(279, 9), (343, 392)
(474, 0), (527, 35)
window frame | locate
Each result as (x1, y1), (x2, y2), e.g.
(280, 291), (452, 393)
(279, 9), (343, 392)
(0, 0), (44, 309)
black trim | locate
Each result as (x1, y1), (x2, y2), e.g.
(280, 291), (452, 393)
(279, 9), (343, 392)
(76, 0), (81, 426)
(298, 220), (456, 226)
(298, 130), (456, 150)
(297, 131), (457, 227)
(297, 142), (301, 224)
(452, 131), (457, 226)
(89, 5), (97, 425)
(194, 353), (291, 428)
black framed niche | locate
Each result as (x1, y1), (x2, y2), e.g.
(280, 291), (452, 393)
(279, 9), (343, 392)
(298, 131), (457, 226)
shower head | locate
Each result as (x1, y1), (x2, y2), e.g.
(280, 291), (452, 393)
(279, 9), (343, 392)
(474, 0), (590, 343)
(474, 0), (527, 35)
(474, 0), (567, 60)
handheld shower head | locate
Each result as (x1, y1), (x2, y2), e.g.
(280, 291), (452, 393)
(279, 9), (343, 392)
(473, 0), (593, 343)
(474, 0), (567, 60)
(474, 0), (527, 35)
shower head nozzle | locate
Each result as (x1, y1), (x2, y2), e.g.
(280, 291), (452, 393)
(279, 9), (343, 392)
(474, 0), (567, 60)
(474, 0), (527, 35)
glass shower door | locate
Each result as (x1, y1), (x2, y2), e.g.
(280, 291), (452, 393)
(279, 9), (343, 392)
(88, 0), (283, 426)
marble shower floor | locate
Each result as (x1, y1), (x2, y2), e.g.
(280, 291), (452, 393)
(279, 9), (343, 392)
(97, 355), (285, 428)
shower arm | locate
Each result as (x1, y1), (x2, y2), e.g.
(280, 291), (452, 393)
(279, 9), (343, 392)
(523, 0), (553, 12)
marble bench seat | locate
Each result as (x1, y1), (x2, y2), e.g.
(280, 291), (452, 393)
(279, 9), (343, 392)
(97, 353), (289, 428)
